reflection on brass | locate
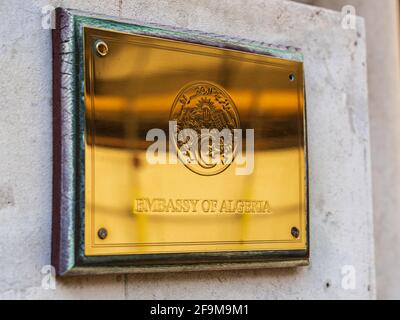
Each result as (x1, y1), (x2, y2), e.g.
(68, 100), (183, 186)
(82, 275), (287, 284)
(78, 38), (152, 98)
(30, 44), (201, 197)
(170, 81), (239, 176)
(83, 27), (307, 257)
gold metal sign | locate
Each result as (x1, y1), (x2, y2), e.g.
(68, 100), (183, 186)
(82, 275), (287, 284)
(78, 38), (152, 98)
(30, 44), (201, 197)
(52, 8), (308, 275)
(84, 27), (307, 257)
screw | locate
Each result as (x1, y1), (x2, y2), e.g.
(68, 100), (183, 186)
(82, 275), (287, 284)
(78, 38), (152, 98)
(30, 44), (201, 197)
(289, 73), (296, 81)
(97, 228), (108, 240)
(291, 226), (300, 238)
(95, 40), (108, 57)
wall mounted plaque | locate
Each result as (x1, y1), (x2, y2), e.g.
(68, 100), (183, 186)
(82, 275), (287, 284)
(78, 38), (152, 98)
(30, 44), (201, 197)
(52, 8), (309, 275)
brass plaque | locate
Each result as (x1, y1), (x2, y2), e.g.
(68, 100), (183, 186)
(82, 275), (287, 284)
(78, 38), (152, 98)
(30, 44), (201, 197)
(52, 8), (308, 275)
(83, 28), (307, 256)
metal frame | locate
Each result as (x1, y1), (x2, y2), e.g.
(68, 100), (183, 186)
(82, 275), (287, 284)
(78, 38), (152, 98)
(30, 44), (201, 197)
(52, 7), (309, 276)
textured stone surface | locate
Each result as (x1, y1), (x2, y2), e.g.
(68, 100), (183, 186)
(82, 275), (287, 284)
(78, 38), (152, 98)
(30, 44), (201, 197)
(362, 1), (400, 301)
(296, 0), (400, 301)
(0, 0), (375, 299)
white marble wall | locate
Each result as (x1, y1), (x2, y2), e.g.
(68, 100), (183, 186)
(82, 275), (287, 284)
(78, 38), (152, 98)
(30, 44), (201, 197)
(0, 0), (375, 299)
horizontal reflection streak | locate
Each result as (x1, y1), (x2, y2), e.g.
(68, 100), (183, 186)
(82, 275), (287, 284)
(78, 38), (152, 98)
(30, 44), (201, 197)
(87, 119), (301, 151)
(87, 88), (301, 150)
(91, 89), (299, 112)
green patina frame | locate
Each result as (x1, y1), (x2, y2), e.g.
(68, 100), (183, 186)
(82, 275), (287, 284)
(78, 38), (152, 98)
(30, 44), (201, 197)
(52, 8), (309, 276)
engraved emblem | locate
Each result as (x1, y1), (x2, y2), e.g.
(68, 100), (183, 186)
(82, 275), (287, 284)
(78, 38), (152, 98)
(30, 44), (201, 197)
(170, 81), (240, 176)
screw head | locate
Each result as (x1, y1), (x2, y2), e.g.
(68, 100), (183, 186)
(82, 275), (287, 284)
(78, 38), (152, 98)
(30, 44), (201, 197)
(97, 228), (108, 240)
(95, 40), (108, 57)
(289, 73), (296, 81)
(291, 226), (300, 238)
